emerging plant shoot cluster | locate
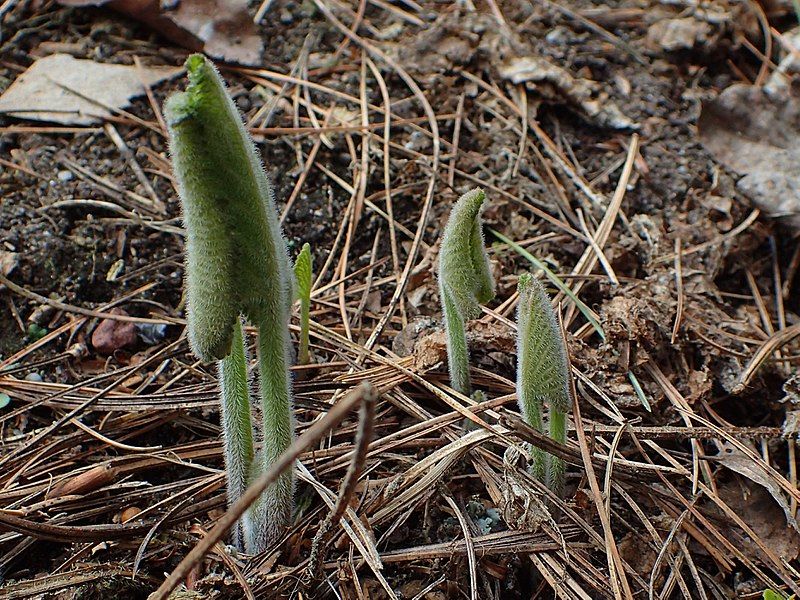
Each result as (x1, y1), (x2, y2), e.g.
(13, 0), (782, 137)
(165, 54), (299, 553)
(167, 52), (572, 555)
(438, 189), (573, 496)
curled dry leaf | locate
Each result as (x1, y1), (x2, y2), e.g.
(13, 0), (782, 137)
(57, 0), (263, 66)
(713, 442), (799, 533)
(499, 55), (638, 130)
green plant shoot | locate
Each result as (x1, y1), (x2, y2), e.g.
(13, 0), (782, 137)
(294, 243), (312, 365)
(516, 274), (572, 495)
(438, 188), (495, 396)
(218, 319), (253, 549)
(165, 54), (294, 553)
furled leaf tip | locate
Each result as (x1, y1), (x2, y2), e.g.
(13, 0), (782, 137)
(439, 187), (496, 320)
(516, 275), (571, 414)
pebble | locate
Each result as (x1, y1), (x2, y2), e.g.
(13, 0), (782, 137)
(57, 170), (74, 182)
(24, 372), (43, 382)
(91, 308), (138, 355)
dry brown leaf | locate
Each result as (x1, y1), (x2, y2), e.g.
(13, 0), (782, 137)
(0, 54), (180, 125)
(717, 477), (800, 561)
(714, 442), (799, 532)
(57, 0), (263, 66)
(699, 84), (800, 230)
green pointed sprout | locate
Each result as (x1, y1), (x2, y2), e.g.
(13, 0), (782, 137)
(294, 243), (313, 365)
(516, 274), (572, 495)
(438, 188), (495, 396)
(165, 54), (294, 553)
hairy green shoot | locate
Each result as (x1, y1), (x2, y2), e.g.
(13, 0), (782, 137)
(516, 274), (572, 496)
(166, 54), (294, 553)
(438, 188), (495, 396)
(294, 243), (312, 365)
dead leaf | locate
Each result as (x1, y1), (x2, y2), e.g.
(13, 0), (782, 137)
(0, 54), (180, 125)
(699, 84), (800, 230)
(499, 55), (638, 130)
(58, 0), (263, 66)
(717, 477), (800, 561)
(713, 442), (799, 532)
(0, 251), (19, 277)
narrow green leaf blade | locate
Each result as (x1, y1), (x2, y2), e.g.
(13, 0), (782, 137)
(491, 229), (606, 341)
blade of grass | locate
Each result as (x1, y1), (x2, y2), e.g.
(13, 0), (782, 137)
(491, 229), (605, 341)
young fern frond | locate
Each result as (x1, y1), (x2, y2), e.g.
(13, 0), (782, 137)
(438, 188), (495, 396)
(166, 54), (295, 552)
(294, 243), (312, 365)
(516, 274), (572, 496)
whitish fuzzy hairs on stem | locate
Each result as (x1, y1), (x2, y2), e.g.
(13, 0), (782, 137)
(516, 273), (572, 495)
(166, 53), (295, 552)
(438, 188), (495, 396)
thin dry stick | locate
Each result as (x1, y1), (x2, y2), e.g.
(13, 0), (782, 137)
(306, 386), (376, 579)
(671, 237), (684, 344)
(148, 382), (378, 600)
(568, 353), (633, 599)
(0, 273), (169, 325)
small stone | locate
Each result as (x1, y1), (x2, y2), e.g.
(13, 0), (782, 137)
(279, 9), (293, 24)
(57, 170), (73, 182)
(24, 372), (43, 382)
(91, 308), (137, 355)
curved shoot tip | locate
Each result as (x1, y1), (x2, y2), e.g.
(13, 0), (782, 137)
(438, 187), (495, 320)
(164, 55), (218, 126)
(516, 275), (571, 415)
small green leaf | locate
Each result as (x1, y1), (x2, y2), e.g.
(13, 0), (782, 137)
(763, 590), (786, 600)
(294, 243), (312, 302)
(294, 243), (312, 365)
(439, 188), (495, 321)
(627, 370), (651, 412)
(0, 393), (10, 410)
(27, 323), (48, 342)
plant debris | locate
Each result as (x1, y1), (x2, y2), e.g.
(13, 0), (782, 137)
(699, 84), (800, 230)
(58, 0), (264, 65)
(0, 53), (180, 125)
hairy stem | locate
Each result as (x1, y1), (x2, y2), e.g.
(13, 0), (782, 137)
(546, 408), (566, 497)
(441, 288), (471, 396)
(243, 316), (295, 553)
(294, 243), (312, 365)
(217, 319), (254, 549)
(165, 54), (296, 553)
(438, 188), (495, 399)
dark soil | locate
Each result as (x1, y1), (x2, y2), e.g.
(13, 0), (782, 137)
(2, 1), (800, 598)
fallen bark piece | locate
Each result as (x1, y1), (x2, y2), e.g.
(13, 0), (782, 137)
(0, 54), (180, 125)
